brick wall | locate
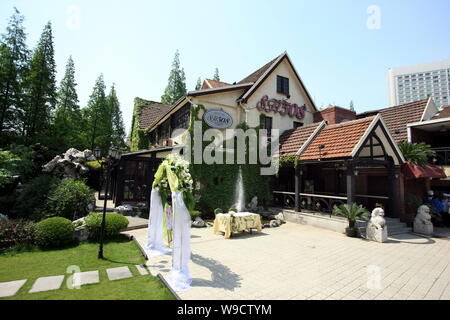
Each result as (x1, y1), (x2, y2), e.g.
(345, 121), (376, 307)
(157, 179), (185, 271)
(314, 106), (356, 125)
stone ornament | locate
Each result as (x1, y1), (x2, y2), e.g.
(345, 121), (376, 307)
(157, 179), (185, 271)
(42, 148), (96, 179)
(366, 208), (388, 243)
(413, 205), (433, 236)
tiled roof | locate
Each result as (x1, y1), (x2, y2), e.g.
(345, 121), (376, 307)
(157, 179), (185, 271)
(300, 117), (375, 161)
(433, 105), (450, 119)
(358, 99), (429, 143)
(139, 102), (174, 130)
(201, 79), (231, 89)
(278, 122), (323, 156)
(237, 55), (281, 84)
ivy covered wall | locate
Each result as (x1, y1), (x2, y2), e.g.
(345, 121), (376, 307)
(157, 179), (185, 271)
(129, 97), (152, 151)
(188, 105), (273, 216)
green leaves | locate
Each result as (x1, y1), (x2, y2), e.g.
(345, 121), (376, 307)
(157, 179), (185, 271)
(161, 50), (187, 105)
(333, 203), (370, 226)
(398, 141), (436, 166)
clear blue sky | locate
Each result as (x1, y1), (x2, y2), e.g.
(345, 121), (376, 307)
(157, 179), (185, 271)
(1, 0), (450, 135)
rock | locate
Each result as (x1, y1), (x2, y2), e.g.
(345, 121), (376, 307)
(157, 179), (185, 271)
(0, 213), (8, 222)
(275, 213), (285, 223)
(42, 156), (61, 173)
(366, 208), (388, 243)
(414, 205), (433, 236)
(42, 148), (97, 178)
(115, 205), (134, 215)
(192, 217), (206, 228)
(269, 220), (280, 228)
(74, 226), (89, 242)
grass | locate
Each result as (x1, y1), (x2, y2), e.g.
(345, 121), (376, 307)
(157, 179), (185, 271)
(0, 237), (175, 300)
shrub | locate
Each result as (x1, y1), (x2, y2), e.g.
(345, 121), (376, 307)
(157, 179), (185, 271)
(45, 179), (95, 220)
(15, 175), (59, 221)
(214, 208), (223, 215)
(85, 213), (129, 240)
(35, 217), (75, 248)
(0, 219), (36, 250)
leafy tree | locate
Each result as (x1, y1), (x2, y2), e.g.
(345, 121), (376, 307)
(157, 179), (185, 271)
(0, 8), (29, 139)
(398, 141), (436, 166)
(81, 74), (110, 153)
(161, 50), (186, 105)
(54, 56), (81, 151)
(195, 77), (202, 90)
(107, 84), (126, 149)
(23, 22), (57, 143)
(213, 68), (220, 81)
(333, 203), (370, 229)
(349, 100), (355, 112)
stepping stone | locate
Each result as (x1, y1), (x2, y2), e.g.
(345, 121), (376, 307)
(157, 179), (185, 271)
(29, 275), (64, 293)
(0, 279), (27, 298)
(135, 264), (149, 275)
(72, 271), (99, 287)
(106, 266), (133, 281)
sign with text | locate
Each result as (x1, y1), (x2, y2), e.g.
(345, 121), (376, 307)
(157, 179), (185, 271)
(256, 95), (306, 120)
(203, 109), (233, 129)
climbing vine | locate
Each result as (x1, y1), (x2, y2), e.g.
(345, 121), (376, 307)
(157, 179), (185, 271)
(130, 97), (153, 151)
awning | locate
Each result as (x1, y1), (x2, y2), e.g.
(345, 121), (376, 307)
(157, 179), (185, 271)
(402, 162), (447, 179)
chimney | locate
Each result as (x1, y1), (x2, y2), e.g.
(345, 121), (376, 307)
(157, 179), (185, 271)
(314, 106), (356, 125)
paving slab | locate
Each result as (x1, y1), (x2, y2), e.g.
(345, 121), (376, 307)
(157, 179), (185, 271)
(106, 266), (133, 281)
(29, 275), (64, 293)
(135, 264), (149, 275)
(72, 271), (99, 286)
(0, 279), (27, 298)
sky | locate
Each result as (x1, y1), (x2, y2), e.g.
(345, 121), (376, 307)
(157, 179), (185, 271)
(1, 0), (450, 135)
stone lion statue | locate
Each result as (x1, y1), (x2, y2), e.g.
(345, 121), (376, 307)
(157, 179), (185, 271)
(366, 208), (387, 242)
(415, 205), (432, 225)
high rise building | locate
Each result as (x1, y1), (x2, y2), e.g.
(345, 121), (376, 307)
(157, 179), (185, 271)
(388, 59), (450, 107)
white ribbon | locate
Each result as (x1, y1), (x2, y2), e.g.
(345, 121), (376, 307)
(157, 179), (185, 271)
(167, 191), (192, 291)
(146, 188), (171, 257)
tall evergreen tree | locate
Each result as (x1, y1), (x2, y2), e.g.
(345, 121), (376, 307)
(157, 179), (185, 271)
(349, 100), (355, 112)
(161, 50), (186, 105)
(107, 84), (126, 149)
(213, 68), (220, 81)
(81, 74), (110, 153)
(195, 77), (202, 90)
(0, 8), (29, 139)
(23, 21), (57, 142)
(54, 56), (81, 151)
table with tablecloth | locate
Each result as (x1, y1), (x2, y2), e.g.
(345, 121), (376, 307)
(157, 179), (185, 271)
(213, 212), (262, 239)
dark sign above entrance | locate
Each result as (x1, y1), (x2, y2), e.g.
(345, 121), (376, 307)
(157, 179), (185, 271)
(203, 109), (233, 129)
(256, 95), (306, 120)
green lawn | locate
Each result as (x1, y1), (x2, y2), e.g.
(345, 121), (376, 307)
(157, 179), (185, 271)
(0, 239), (175, 300)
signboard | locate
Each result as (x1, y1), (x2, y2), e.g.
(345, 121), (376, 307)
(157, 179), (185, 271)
(256, 95), (306, 120)
(203, 109), (233, 129)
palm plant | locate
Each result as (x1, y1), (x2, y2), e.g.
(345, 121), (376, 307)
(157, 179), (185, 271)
(398, 141), (436, 166)
(334, 203), (370, 235)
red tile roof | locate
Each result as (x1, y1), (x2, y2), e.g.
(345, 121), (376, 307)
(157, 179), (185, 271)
(433, 105), (450, 120)
(300, 117), (375, 161)
(139, 102), (174, 130)
(201, 79), (232, 89)
(358, 99), (429, 143)
(278, 122), (323, 156)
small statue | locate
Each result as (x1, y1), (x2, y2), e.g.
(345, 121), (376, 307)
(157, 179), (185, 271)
(366, 208), (388, 243)
(414, 205), (433, 236)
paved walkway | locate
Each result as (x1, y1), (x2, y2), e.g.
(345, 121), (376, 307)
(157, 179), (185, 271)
(0, 265), (148, 298)
(125, 223), (450, 300)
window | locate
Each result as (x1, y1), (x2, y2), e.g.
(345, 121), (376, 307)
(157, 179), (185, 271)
(293, 121), (303, 129)
(261, 115), (273, 135)
(277, 76), (289, 95)
(171, 105), (190, 130)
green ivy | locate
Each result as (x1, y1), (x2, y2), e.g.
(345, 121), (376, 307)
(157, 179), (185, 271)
(130, 97), (153, 151)
(279, 155), (299, 168)
(188, 104), (273, 216)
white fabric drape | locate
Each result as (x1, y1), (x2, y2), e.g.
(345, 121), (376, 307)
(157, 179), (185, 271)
(146, 188), (171, 257)
(167, 191), (192, 291)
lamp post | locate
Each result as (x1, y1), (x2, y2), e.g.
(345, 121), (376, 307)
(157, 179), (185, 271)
(95, 146), (120, 260)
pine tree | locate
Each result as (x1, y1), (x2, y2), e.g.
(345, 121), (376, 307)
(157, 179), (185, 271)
(0, 8), (29, 139)
(213, 68), (220, 81)
(161, 50), (186, 105)
(54, 56), (81, 151)
(23, 22), (57, 142)
(349, 100), (355, 112)
(195, 77), (202, 90)
(81, 74), (109, 153)
(107, 84), (126, 149)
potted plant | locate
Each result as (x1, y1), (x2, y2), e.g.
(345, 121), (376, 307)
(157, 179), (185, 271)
(334, 203), (370, 237)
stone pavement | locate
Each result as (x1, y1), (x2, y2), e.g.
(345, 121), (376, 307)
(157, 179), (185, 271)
(125, 222), (450, 300)
(0, 265), (148, 298)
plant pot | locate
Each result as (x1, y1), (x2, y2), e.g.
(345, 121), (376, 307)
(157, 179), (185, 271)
(345, 227), (358, 237)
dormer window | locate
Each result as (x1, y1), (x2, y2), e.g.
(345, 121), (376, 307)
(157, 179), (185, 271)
(277, 76), (289, 96)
